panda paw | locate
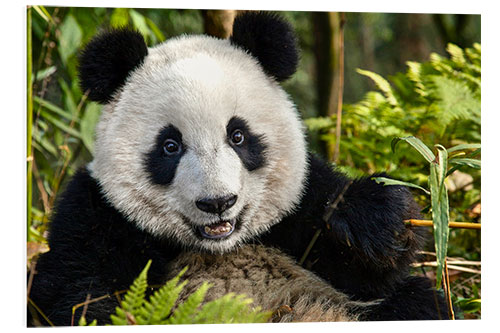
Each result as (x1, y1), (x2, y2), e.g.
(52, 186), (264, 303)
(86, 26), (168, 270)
(324, 174), (423, 269)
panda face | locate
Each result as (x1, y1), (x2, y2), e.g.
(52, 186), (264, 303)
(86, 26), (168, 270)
(89, 35), (308, 253)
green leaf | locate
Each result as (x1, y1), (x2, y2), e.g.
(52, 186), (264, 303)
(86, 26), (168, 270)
(110, 8), (129, 28)
(39, 109), (81, 138)
(456, 298), (481, 313)
(34, 96), (78, 122)
(449, 158), (481, 169)
(372, 176), (430, 195)
(33, 5), (53, 22)
(447, 143), (481, 153)
(80, 102), (101, 154)
(145, 17), (166, 42)
(129, 10), (152, 43)
(304, 116), (334, 131)
(429, 160), (450, 289)
(357, 68), (398, 106)
(58, 15), (82, 64)
(391, 136), (435, 163)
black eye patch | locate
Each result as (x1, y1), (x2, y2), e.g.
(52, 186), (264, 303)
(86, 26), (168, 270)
(226, 116), (267, 171)
(144, 125), (185, 185)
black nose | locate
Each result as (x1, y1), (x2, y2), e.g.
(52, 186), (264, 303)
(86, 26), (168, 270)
(195, 195), (238, 215)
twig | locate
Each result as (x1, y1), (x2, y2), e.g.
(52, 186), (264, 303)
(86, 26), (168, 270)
(299, 229), (322, 266)
(412, 262), (481, 274)
(405, 219), (480, 230)
(70, 289), (128, 325)
(32, 160), (51, 214)
(26, 259), (37, 300)
(443, 261), (455, 320)
(323, 180), (353, 223)
(299, 180), (353, 266)
(27, 297), (54, 327)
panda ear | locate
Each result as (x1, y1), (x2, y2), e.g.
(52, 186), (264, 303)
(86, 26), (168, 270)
(78, 28), (148, 104)
(230, 12), (299, 82)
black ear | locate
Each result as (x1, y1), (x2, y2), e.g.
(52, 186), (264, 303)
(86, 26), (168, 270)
(230, 12), (299, 82)
(78, 28), (148, 104)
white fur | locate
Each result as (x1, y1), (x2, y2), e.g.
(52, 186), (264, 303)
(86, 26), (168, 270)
(89, 35), (308, 252)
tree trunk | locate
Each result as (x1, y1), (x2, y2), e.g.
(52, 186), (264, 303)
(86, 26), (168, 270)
(202, 10), (239, 38)
(312, 12), (344, 161)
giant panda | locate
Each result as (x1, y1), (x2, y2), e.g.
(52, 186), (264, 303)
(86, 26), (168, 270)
(28, 12), (448, 326)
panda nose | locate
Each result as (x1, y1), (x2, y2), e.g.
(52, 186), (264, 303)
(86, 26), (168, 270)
(195, 195), (238, 215)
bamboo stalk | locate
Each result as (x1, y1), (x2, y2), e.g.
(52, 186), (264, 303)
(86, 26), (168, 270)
(405, 219), (480, 230)
(27, 5), (33, 241)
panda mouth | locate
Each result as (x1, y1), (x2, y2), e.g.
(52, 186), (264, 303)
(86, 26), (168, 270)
(198, 220), (236, 239)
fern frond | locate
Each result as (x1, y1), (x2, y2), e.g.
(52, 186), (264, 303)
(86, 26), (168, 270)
(165, 281), (211, 324)
(431, 76), (481, 128)
(136, 266), (189, 325)
(194, 293), (271, 324)
(110, 260), (151, 325)
(356, 68), (399, 106)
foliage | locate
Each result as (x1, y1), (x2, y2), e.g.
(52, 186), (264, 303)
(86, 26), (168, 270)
(306, 42), (481, 179)
(374, 138), (480, 288)
(306, 44), (481, 317)
(80, 261), (271, 325)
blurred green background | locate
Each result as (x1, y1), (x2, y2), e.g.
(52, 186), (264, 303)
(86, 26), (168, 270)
(27, 7), (481, 319)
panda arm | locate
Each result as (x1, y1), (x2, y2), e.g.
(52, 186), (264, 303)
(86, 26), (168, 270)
(260, 154), (425, 300)
(29, 168), (178, 326)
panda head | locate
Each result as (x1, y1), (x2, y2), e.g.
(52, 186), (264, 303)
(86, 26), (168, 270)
(80, 12), (307, 253)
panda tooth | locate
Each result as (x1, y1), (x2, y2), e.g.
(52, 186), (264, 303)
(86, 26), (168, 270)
(205, 226), (212, 234)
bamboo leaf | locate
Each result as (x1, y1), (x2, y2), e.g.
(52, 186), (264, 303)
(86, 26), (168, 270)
(391, 136), (435, 163)
(80, 102), (101, 154)
(39, 109), (81, 138)
(33, 5), (53, 22)
(130, 10), (152, 42)
(372, 176), (430, 195)
(110, 8), (129, 28)
(34, 96), (79, 122)
(447, 143), (481, 153)
(58, 14), (82, 64)
(145, 17), (166, 42)
(429, 161), (450, 289)
(449, 158), (481, 169)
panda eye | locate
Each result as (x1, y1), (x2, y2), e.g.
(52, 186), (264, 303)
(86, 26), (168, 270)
(163, 139), (181, 155)
(230, 129), (244, 145)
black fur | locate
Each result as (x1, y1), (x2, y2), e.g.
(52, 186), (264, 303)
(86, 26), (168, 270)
(226, 116), (267, 171)
(29, 155), (446, 325)
(144, 125), (186, 185)
(28, 168), (182, 326)
(230, 12), (299, 82)
(78, 28), (148, 103)
(257, 154), (447, 319)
